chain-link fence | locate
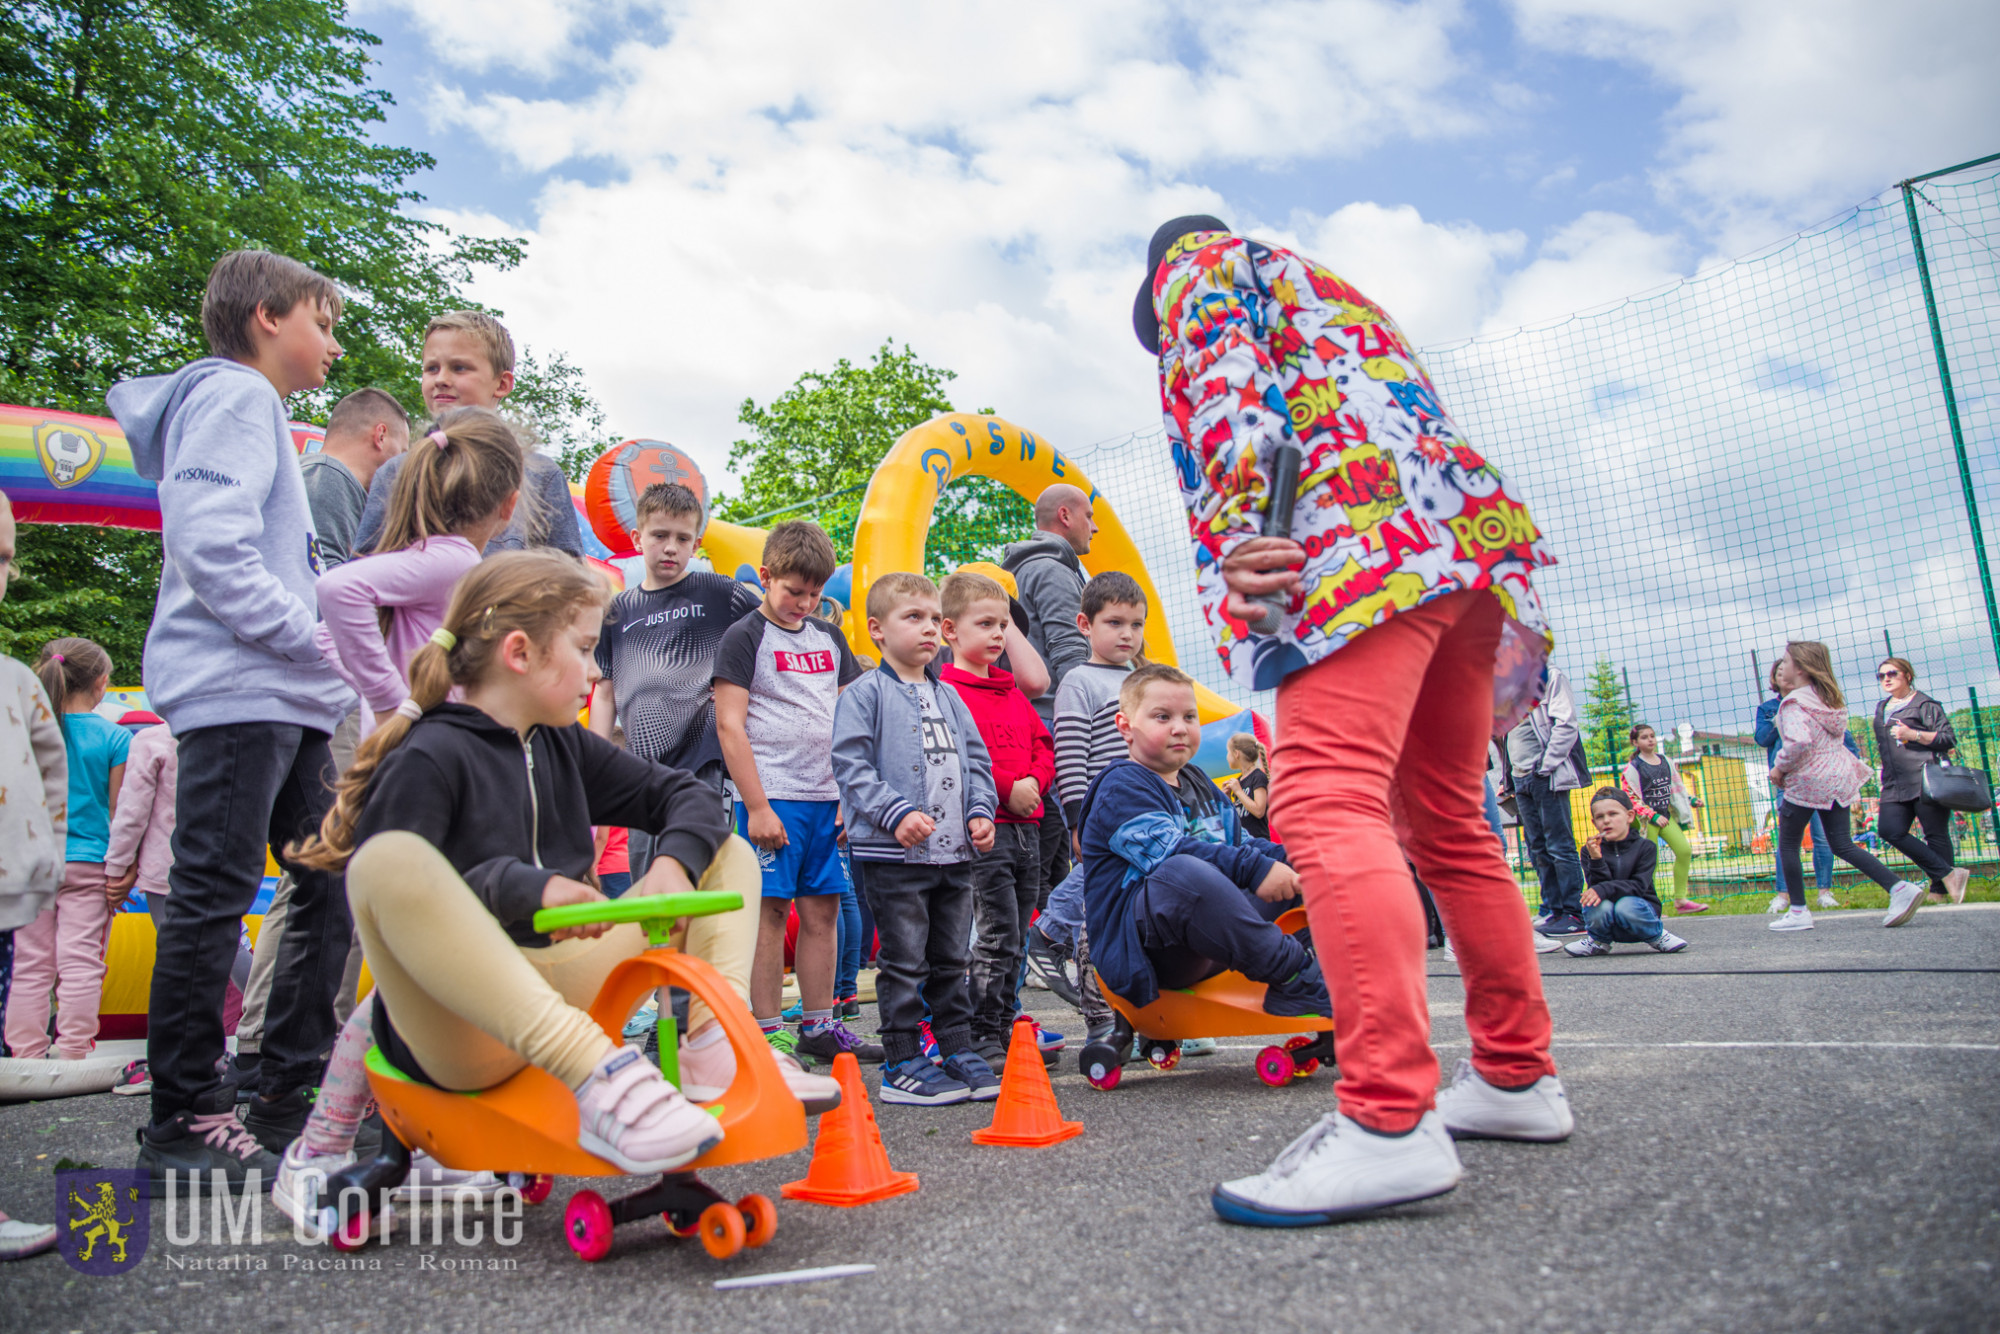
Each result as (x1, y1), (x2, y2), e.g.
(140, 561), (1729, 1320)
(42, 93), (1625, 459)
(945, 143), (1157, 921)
(746, 158), (2000, 895)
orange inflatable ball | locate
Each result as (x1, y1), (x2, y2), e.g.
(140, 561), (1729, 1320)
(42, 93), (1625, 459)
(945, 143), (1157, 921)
(585, 440), (709, 556)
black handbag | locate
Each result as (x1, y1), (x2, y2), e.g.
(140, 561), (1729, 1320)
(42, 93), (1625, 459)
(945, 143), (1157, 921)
(1922, 761), (1994, 813)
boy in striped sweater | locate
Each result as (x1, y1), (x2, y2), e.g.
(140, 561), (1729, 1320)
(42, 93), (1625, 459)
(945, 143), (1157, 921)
(1033, 573), (1147, 1043)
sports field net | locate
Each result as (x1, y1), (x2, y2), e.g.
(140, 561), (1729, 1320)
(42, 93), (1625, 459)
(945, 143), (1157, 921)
(856, 164), (2000, 894)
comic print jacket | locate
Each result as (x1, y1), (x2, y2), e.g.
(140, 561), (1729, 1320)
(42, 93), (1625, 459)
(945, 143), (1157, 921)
(1151, 232), (1557, 691)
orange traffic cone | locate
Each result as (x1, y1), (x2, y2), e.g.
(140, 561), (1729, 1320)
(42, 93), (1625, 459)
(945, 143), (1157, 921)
(972, 1016), (1084, 1147)
(781, 1052), (919, 1206)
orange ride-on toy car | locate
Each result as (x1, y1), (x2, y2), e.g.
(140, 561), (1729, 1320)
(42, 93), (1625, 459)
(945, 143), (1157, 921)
(1077, 908), (1336, 1091)
(314, 890), (808, 1263)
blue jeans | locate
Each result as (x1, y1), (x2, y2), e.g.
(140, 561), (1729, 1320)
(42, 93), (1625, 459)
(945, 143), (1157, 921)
(1514, 773), (1584, 917)
(835, 869), (862, 1000)
(1481, 774), (1504, 844)
(1772, 809), (1834, 891)
(1585, 895), (1663, 943)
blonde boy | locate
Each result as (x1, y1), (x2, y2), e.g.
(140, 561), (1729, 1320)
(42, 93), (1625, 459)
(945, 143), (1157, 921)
(832, 572), (999, 1104)
(352, 310), (582, 556)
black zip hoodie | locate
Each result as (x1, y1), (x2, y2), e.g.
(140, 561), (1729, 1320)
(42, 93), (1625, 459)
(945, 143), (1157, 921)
(1582, 831), (1659, 908)
(351, 702), (729, 947)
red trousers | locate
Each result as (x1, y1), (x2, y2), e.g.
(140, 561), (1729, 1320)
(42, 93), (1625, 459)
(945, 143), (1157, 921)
(1270, 590), (1556, 1133)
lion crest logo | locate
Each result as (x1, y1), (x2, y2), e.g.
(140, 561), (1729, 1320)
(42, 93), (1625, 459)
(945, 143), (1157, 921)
(34, 421), (109, 490)
(56, 1168), (149, 1275)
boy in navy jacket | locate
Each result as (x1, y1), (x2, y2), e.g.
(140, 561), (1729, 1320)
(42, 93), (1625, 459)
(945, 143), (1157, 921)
(1079, 664), (1326, 1015)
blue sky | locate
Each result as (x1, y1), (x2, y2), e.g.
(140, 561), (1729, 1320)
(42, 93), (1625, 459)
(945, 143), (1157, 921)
(341, 0), (1997, 475)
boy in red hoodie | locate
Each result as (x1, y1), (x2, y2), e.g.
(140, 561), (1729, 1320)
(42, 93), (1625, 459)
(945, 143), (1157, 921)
(940, 571), (1057, 1065)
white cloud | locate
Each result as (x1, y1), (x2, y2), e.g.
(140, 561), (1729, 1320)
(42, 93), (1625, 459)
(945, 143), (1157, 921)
(1479, 210), (1684, 334)
(353, 0), (611, 76)
(1510, 0), (2000, 248)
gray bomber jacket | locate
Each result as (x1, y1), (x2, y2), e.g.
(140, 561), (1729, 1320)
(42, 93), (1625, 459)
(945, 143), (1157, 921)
(831, 663), (997, 862)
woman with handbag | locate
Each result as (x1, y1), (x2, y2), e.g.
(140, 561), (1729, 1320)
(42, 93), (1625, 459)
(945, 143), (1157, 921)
(1619, 725), (1710, 916)
(1872, 657), (1973, 904)
(1768, 642), (1925, 931)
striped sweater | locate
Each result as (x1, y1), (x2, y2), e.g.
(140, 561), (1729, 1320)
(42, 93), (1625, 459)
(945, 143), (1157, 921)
(1054, 661), (1133, 827)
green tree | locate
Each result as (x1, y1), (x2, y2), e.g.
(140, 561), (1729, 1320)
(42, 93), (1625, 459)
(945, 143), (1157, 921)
(0, 0), (607, 664)
(1581, 658), (1637, 771)
(716, 341), (958, 558)
(925, 475), (1035, 581)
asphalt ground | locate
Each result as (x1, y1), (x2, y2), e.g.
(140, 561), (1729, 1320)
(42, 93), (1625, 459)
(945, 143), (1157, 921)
(3, 905), (1995, 1334)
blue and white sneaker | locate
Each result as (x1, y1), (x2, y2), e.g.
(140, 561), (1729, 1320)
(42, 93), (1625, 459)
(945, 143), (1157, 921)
(1180, 1037), (1218, 1057)
(940, 1051), (1001, 1101)
(781, 999), (804, 1023)
(1032, 1021), (1066, 1054)
(879, 1056), (972, 1106)
(919, 1021), (940, 1065)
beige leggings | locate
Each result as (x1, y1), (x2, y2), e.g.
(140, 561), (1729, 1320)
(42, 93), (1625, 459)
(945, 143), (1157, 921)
(346, 831), (760, 1090)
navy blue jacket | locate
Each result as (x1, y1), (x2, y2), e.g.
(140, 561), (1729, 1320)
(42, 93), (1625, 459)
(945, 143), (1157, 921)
(1079, 759), (1285, 1009)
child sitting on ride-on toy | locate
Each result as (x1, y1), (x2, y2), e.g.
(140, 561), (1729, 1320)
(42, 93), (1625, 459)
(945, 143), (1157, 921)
(1080, 664), (1328, 1020)
(287, 550), (804, 1186)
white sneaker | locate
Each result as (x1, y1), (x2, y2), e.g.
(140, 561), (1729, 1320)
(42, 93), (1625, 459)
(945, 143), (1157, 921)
(1563, 935), (1611, 957)
(272, 1141), (387, 1242)
(1769, 906), (1814, 931)
(1533, 934), (1564, 954)
(1434, 1057), (1574, 1142)
(1767, 893), (1789, 914)
(1649, 929), (1690, 953)
(0, 1215), (59, 1260)
(1211, 1111), (1461, 1226)
(1441, 942), (1458, 962)
(394, 1151), (504, 1202)
(1945, 867), (1971, 904)
(678, 1029), (735, 1102)
(1883, 880), (1923, 928)
(575, 1045), (723, 1173)
(1816, 890), (1839, 910)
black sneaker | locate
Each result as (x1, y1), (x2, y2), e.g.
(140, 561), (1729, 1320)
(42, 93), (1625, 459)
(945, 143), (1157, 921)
(353, 1108), (385, 1161)
(879, 1056), (971, 1106)
(242, 1087), (314, 1154)
(1263, 958), (1331, 1018)
(1025, 924), (1083, 1008)
(138, 1089), (280, 1194)
(221, 1050), (262, 1105)
(837, 995), (862, 1020)
(971, 1039), (1010, 1069)
(1535, 913), (1587, 937)
(796, 1019), (884, 1065)
(940, 1050), (1002, 1100)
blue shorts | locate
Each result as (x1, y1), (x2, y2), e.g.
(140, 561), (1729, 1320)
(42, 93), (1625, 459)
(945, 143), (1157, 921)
(740, 799), (852, 899)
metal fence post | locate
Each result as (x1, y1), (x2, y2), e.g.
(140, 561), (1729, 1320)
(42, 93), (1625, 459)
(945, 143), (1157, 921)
(1970, 686), (1999, 857)
(1900, 173), (2000, 684)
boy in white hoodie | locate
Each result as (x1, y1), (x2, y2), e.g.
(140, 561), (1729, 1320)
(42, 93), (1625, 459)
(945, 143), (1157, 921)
(107, 249), (357, 1195)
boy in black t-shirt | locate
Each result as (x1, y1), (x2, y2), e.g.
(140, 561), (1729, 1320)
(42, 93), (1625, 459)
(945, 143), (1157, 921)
(590, 483), (760, 858)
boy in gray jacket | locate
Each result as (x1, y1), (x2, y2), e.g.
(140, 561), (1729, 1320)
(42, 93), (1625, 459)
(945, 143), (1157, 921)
(832, 572), (1000, 1107)
(107, 250), (357, 1194)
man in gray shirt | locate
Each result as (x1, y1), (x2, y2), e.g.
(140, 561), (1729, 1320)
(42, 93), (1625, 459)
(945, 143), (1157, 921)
(299, 388), (409, 567)
(1503, 663), (1589, 935)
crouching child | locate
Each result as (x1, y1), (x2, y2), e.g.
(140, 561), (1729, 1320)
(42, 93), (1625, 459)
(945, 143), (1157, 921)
(1566, 788), (1690, 957)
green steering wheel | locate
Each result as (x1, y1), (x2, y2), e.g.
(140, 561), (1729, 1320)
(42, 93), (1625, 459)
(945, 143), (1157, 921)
(532, 890), (743, 945)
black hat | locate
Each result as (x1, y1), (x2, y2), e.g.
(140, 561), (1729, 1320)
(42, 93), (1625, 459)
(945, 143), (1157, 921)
(1133, 214), (1230, 355)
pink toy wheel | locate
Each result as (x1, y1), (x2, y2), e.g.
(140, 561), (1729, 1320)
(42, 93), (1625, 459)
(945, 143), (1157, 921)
(519, 1173), (554, 1205)
(1084, 1057), (1122, 1091)
(1284, 1034), (1320, 1078)
(1145, 1042), (1180, 1072)
(1256, 1046), (1296, 1088)
(565, 1189), (615, 1262)
(328, 1205), (374, 1252)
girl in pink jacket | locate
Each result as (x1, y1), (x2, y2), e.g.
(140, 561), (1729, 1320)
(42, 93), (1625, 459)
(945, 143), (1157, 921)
(105, 723), (177, 905)
(312, 409), (524, 735)
(1768, 641), (1921, 932)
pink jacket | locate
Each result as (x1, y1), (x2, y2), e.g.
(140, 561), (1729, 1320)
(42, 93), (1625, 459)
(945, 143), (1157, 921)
(313, 535), (481, 732)
(104, 723), (177, 895)
(1770, 687), (1869, 810)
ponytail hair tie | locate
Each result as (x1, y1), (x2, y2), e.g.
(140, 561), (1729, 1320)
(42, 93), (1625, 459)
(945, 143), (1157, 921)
(395, 698), (424, 723)
(51, 653), (64, 664)
(429, 627), (458, 651)
(429, 428), (450, 452)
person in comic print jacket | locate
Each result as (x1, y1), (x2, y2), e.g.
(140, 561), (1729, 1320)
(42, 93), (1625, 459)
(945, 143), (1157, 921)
(1135, 216), (1573, 1229)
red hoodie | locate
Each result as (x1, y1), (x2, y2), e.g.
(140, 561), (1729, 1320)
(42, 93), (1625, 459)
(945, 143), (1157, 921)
(941, 662), (1055, 824)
